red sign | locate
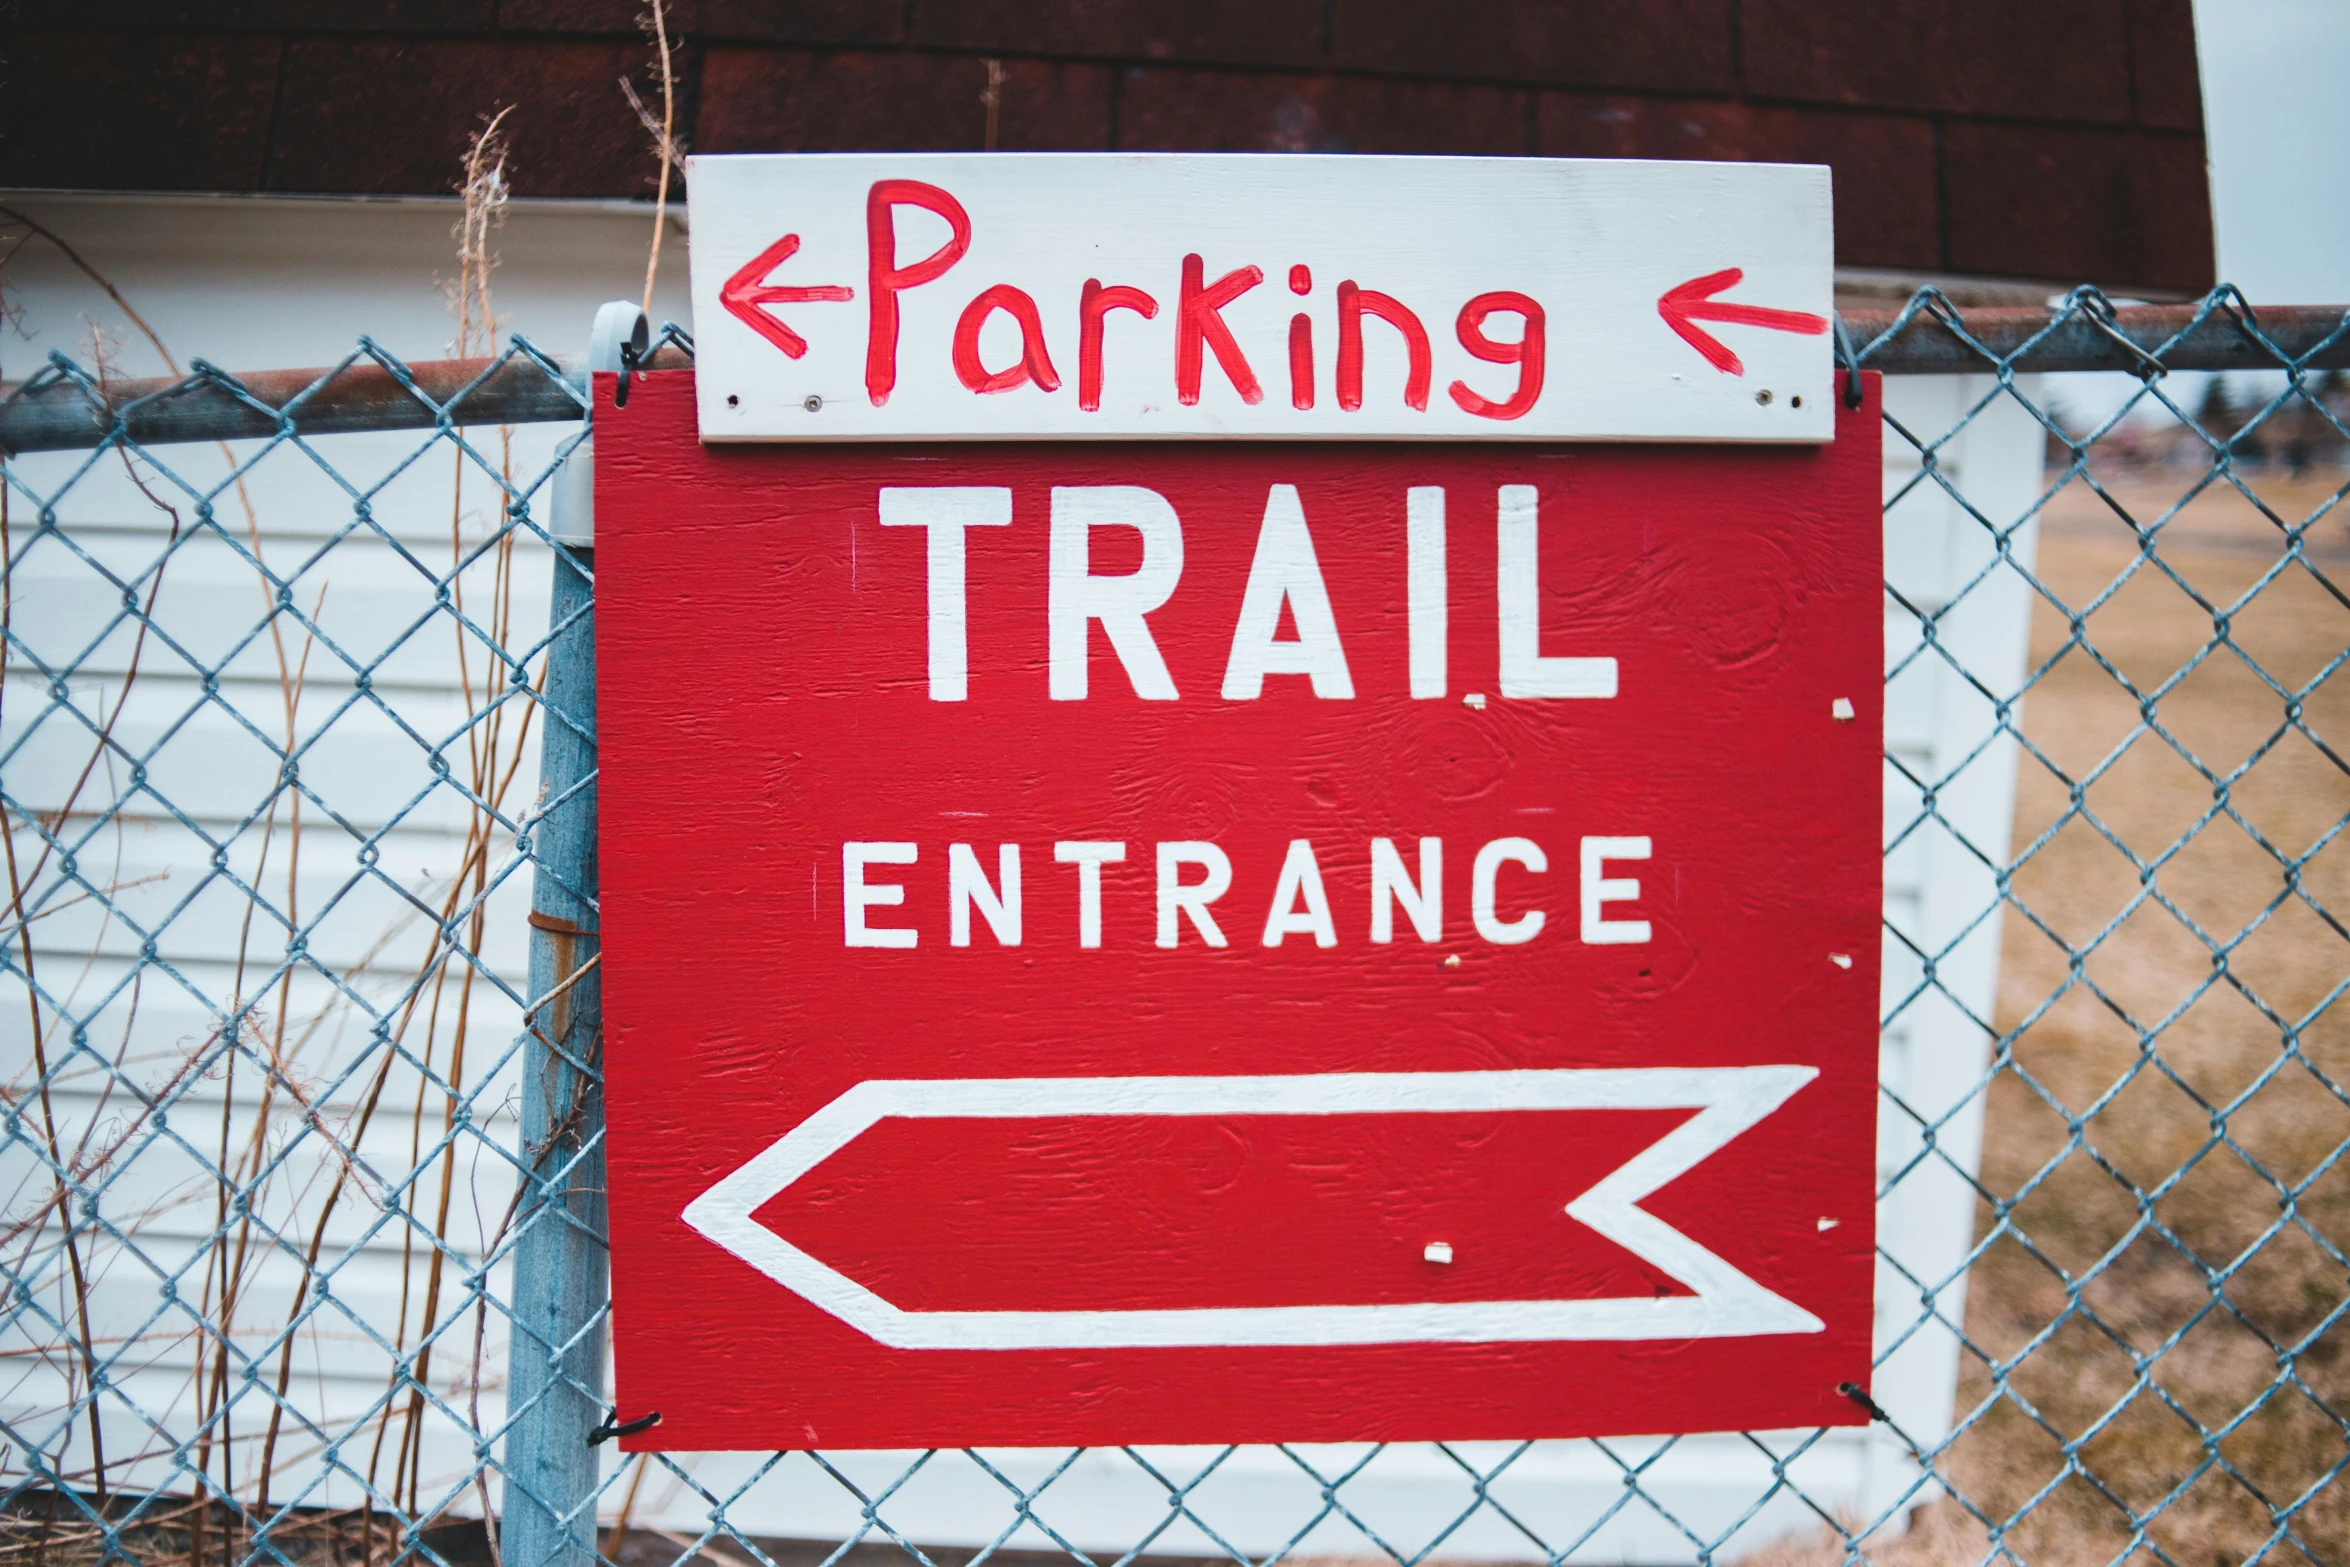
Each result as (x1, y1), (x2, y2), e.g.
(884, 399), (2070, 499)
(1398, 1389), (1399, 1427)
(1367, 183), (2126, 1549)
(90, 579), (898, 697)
(597, 370), (1884, 1450)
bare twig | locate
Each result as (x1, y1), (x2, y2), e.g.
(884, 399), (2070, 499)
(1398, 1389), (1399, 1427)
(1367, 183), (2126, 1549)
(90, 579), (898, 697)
(0, 225), (276, 1448)
(0, 871), (169, 944)
(647, 1528), (762, 1567)
(396, 103), (522, 1520)
(522, 951), (601, 1030)
(0, 461), (107, 1503)
(618, 79), (685, 181)
(602, 1453), (652, 1563)
(0, 204), (177, 375)
(624, 0), (683, 315)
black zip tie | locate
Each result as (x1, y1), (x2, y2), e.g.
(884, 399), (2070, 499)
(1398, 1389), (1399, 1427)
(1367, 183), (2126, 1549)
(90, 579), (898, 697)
(1832, 314), (1866, 409)
(613, 337), (638, 409)
(587, 1408), (662, 1446)
(1837, 1382), (1891, 1423)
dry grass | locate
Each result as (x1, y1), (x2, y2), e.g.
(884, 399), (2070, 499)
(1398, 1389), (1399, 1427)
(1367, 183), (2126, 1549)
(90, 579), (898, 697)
(1770, 463), (2350, 1564)
(0, 1492), (492, 1567)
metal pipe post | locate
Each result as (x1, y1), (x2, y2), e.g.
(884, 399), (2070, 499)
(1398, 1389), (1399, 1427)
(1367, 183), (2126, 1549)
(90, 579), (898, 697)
(499, 538), (607, 1567)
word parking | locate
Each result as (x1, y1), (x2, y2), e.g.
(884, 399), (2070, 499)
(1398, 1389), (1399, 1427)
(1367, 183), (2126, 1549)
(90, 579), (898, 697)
(686, 153), (1836, 443)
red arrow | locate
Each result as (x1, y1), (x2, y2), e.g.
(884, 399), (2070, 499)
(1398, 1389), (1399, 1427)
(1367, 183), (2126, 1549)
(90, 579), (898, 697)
(720, 233), (855, 360)
(1657, 267), (1829, 376)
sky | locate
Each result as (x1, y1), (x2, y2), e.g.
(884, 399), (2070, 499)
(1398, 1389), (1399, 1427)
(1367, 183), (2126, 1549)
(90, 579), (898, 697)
(2044, 1), (2350, 428)
(2194, 0), (2350, 301)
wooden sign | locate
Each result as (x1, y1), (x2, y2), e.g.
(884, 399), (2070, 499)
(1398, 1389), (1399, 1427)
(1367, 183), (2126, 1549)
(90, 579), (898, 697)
(595, 370), (1884, 1449)
(685, 154), (1835, 444)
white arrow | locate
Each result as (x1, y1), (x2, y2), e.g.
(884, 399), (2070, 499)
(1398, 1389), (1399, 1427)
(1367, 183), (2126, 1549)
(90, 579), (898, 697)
(683, 1066), (1825, 1350)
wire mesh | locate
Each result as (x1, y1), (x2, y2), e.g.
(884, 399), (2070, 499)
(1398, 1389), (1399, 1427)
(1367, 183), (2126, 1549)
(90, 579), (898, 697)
(2, 288), (2346, 1567)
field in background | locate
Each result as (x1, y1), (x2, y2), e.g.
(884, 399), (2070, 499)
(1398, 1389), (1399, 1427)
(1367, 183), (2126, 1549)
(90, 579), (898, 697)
(1771, 461), (2350, 1564)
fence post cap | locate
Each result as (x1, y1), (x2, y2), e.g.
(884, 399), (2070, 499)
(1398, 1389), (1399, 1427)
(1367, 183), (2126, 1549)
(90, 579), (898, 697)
(550, 301), (645, 548)
(588, 300), (650, 374)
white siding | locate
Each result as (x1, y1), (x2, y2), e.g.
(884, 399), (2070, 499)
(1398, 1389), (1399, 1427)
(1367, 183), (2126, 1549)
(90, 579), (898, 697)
(1, 192), (681, 1516)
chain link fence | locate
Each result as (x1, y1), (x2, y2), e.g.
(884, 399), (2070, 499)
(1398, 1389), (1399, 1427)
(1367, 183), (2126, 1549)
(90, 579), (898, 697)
(2, 289), (2346, 1567)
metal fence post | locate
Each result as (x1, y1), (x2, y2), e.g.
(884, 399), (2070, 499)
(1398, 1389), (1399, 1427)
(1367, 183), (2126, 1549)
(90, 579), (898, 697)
(500, 303), (644, 1567)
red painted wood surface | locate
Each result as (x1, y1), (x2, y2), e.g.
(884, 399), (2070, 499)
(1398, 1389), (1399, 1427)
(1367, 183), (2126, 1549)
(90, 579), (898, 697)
(596, 369), (1884, 1450)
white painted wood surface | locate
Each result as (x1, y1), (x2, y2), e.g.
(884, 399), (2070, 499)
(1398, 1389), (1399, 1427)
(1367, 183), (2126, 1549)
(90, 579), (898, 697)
(0, 192), (2028, 1562)
(1869, 372), (2047, 1523)
(687, 154), (1835, 444)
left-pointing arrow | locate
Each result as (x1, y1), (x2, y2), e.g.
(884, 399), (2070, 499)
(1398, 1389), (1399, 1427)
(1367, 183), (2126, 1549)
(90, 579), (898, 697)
(683, 1066), (1825, 1350)
(1657, 266), (1829, 376)
(720, 233), (855, 359)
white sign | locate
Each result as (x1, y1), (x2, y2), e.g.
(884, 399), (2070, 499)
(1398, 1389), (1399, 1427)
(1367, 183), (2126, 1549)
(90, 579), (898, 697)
(684, 153), (1835, 444)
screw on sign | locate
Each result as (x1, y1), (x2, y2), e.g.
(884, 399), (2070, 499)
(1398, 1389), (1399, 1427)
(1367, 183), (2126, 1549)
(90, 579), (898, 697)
(596, 154), (1879, 1450)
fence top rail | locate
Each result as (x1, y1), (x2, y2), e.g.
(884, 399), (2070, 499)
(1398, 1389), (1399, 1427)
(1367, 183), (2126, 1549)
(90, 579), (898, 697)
(2, 300), (2345, 456)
